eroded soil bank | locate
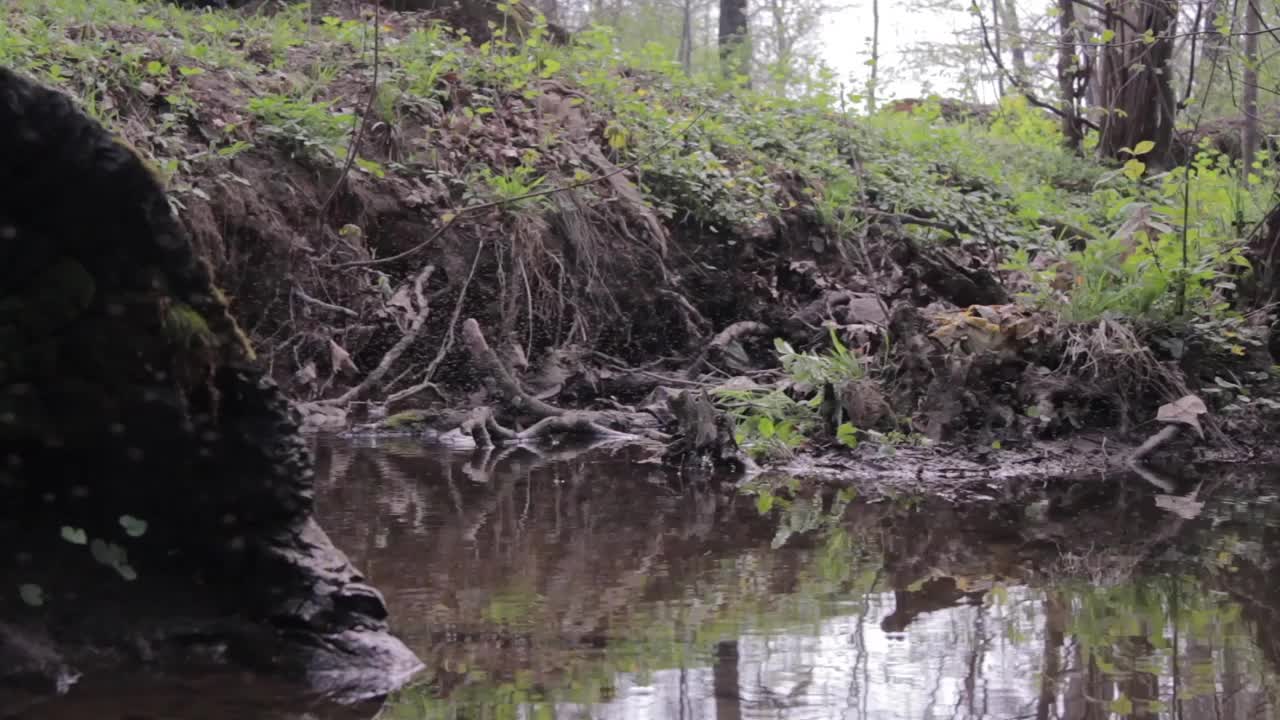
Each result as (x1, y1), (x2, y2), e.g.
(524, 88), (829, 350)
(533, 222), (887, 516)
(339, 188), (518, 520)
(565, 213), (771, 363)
(5, 1), (1273, 475)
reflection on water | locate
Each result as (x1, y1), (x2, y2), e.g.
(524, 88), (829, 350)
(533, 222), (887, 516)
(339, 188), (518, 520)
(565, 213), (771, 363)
(311, 439), (1280, 720)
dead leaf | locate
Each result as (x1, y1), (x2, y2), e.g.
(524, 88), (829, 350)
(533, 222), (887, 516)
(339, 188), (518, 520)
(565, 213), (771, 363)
(293, 360), (317, 386)
(387, 285), (416, 325)
(329, 339), (359, 375)
(1156, 394), (1207, 437)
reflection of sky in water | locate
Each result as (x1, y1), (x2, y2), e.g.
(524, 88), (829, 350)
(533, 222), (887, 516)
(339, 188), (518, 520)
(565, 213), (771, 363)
(514, 589), (1050, 719)
(315, 442), (1280, 720)
(512, 583), (1278, 720)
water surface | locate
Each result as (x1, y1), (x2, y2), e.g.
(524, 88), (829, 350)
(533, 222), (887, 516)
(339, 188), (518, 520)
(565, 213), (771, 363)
(311, 439), (1280, 720)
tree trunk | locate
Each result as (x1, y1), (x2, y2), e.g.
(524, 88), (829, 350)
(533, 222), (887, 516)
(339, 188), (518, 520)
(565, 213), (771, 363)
(990, 0), (1005, 96)
(678, 0), (694, 73)
(1095, 0), (1180, 169)
(769, 0), (789, 94)
(1242, 0), (1260, 180)
(867, 0), (880, 112)
(1202, 0), (1226, 66)
(538, 0), (559, 24)
(1056, 0), (1083, 150)
(718, 0), (750, 82)
(1003, 0), (1029, 87)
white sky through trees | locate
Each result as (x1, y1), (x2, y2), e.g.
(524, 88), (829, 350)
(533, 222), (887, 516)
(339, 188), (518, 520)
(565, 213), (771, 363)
(817, 0), (995, 105)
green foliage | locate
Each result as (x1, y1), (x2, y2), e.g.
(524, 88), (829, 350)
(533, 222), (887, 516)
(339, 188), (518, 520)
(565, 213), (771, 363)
(470, 162), (550, 210)
(715, 328), (867, 458)
(1003, 142), (1261, 324)
(776, 328), (864, 387)
(7, 0), (1271, 349)
(246, 94), (353, 159)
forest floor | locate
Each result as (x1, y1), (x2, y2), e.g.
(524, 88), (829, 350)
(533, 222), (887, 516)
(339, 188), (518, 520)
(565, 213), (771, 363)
(9, 0), (1280, 488)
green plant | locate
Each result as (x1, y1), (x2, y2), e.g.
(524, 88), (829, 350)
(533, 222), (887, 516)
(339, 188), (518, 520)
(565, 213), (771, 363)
(471, 163), (549, 209)
(246, 93), (353, 159)
(714, 328), (870, 458)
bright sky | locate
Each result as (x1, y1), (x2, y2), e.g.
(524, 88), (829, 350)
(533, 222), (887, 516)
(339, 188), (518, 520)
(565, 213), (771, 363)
(816, 0), (989, 104)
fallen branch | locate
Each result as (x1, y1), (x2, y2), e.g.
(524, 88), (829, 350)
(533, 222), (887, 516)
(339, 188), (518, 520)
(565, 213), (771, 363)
(512, 413), (637, 442)
(293, 287), (359, 318)
(684, 321), (773, 379)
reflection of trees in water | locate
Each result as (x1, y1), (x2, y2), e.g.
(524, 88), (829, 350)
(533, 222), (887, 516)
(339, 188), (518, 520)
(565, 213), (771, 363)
(313, 444), (1280, 719)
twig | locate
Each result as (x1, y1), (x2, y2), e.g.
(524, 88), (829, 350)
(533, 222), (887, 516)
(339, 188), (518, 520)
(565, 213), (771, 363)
(684, 321), (773, 379)
(320, 265), (435, 405)
(330, 108), (709, 270)
(975, 6), (1100, 133)
(864, 208), (963, 234)
(292, 287), (359, 318)
(320, 2), (381, 216)
(1069, 0), (1142, 33)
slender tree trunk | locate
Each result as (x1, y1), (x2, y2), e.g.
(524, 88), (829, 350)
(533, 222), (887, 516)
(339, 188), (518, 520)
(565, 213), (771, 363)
(1243, 0), (1260, 179)
(1056, 0), (1083, 150)
(1096, 0), (1180, 169)
(867, 0), (879, 113)
(769, 0), (789, 94)
(718, 0), (751, 82)
(1003, 0), (1029, 87)
(678, 0), (694, 73)
(991, 0), (1005, 96)
(1202, 0), (1226, 66)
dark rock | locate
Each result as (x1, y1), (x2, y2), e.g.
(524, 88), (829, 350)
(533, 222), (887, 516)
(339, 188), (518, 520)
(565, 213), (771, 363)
(0, 65), (421, 702)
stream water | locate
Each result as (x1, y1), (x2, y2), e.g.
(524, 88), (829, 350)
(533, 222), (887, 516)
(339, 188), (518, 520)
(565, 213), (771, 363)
(12, 439), (1279, 720)
(305, 438), (1280, 720)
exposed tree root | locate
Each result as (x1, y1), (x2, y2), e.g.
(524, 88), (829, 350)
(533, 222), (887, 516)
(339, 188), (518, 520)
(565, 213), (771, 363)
(322, 265), (436, 405)
(684, 321), (774, 379)
(463, 317), (568, 418)
(510, 414), (637, 443)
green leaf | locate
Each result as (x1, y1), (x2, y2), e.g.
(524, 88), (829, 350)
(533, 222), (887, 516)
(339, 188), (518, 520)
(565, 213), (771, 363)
(1100, 28), (1115, 43)
(19, 584), (43, 607)
(541, 58), (561, 78)
(60, 526), (87, 545)
(757, 416), (776, 439)
(1132, 140), (1156, 155)
(1110, 696), (1134, 714)
(755, 493), (775, 514)
(836, 422), (859, 448)
(1123, 158), (1146, 181)
(119, 515), (148, 538)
